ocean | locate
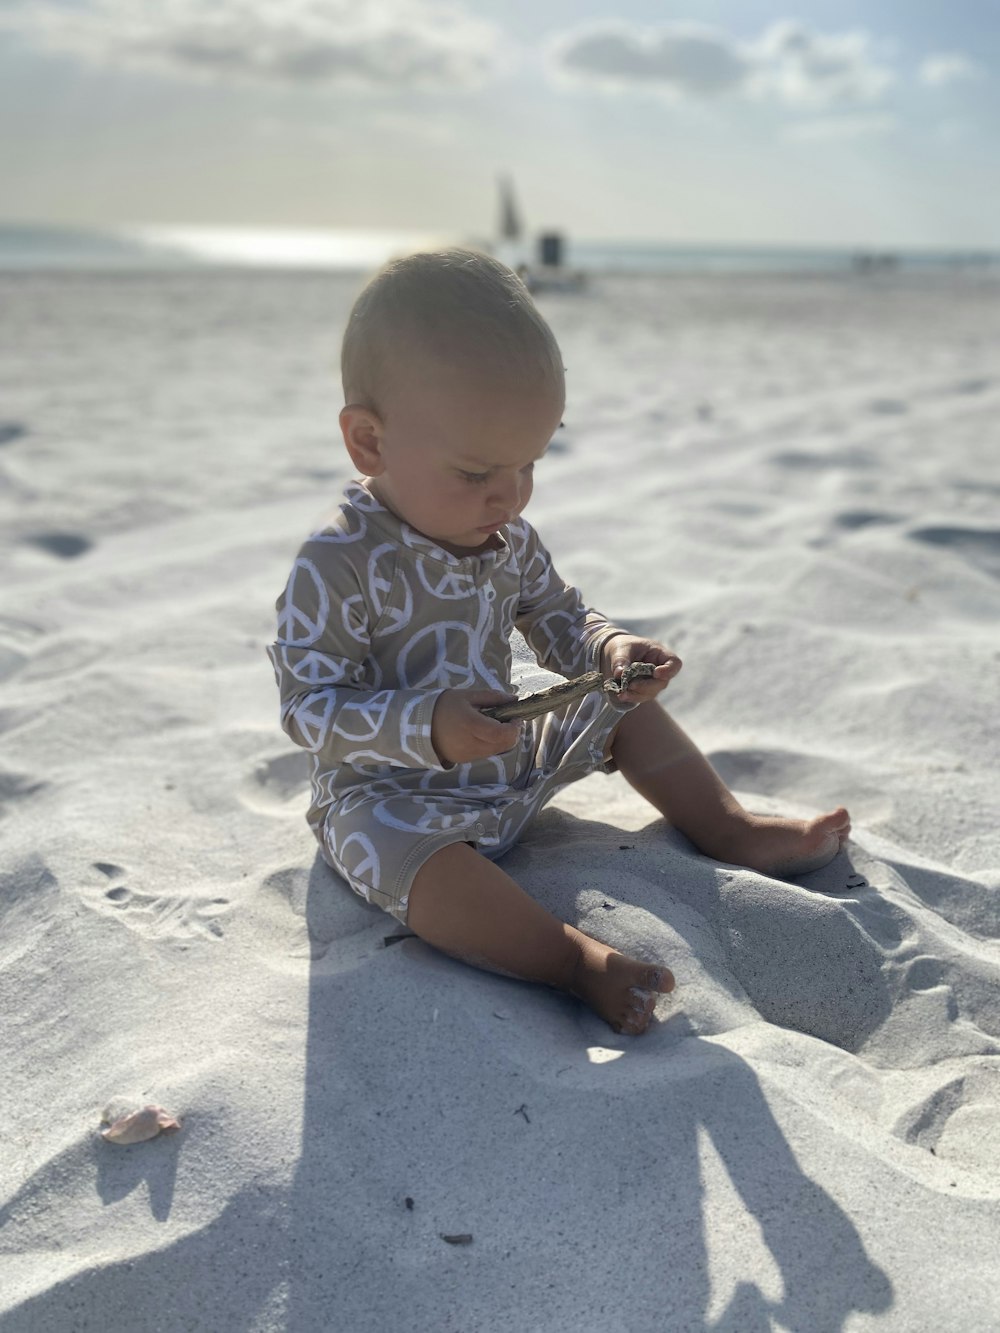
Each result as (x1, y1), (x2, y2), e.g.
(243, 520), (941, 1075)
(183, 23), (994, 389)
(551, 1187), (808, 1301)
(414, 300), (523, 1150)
(0, 222), (996, 276)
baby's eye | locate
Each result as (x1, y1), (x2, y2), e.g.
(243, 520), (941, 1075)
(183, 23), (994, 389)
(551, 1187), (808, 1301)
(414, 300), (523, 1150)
(460, 470), (490, 485)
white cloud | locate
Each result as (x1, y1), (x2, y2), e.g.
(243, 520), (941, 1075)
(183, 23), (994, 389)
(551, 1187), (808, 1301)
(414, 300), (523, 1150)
(783, 113), (896, 142)
(748, 22), (895, 108)
(0, 0), (504, 92)
(550, 22), (748, 99)
(551, 18), (896, 110)
(919, 54), (980, 88)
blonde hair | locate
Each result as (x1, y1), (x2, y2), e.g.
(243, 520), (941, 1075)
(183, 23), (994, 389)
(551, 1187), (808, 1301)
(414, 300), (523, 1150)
(341, 248), (564, 410)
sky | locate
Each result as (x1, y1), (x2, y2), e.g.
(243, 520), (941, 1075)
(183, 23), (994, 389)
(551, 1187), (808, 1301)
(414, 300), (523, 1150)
(0, 0), (997, 248)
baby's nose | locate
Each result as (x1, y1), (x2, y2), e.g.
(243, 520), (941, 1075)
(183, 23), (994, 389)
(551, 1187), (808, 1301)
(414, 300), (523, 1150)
(489, 473), (522, 514)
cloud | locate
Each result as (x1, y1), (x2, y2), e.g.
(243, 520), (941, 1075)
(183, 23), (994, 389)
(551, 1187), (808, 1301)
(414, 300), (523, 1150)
(918, 54), (980, 88)
(551, 19), (896, 109)
(748, 22), (895, 108)
(0, 0), (504, 91)
(551, 22), (748, 99)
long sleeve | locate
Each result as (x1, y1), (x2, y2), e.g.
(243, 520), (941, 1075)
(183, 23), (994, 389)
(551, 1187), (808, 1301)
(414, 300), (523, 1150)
(267, 545), (447, 772)
(513, 522), (624, 678)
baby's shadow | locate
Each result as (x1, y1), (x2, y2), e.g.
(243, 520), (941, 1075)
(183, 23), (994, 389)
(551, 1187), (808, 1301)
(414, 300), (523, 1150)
(634, 1012), (893, 1331)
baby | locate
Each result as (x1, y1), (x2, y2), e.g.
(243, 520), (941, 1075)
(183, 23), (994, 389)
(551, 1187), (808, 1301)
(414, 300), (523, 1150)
(268, 248), (850, 1035)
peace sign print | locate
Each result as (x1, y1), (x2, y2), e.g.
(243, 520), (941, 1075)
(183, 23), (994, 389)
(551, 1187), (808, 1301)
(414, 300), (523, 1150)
(331, 689), (394, 743)
(294, 694), (336, 753)
(332, 831), (381, 893)
(414, 556), (477, 601)
(367, 543), (414, 634)
(373, 796), (480, 835)
(340, 593), (371, 646)
(527, 608), (579, 674)
(452, 755), (509, 790)
(396, 621), (479, 689)
(312, 502), (369, 544)
(278, 558), (329, 647)
(346, 482), (386, 514)
(506, 519), (532, 566)
(288, 648), (349, 688)
(519, 550), (553, 604)
(499, 590), (520, 637)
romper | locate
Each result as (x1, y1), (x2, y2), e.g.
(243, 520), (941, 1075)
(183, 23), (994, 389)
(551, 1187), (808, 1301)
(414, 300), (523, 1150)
(267, 480), (635, 923)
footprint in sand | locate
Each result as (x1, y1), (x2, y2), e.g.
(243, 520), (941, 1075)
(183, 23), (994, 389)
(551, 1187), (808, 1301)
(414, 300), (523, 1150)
(949, 377), (992, 396)
(239, 750), (311, 815)
(84, 862), (230, 943)
(23, 531), (93, 559)
(833, 509), (900, 532)
(0, 421), (27, 446)
(0, 769), (47, 814)
(895, 1064), (1000, 1179)
(770, 446), (875, 471)
(904, 955), (946, 991)
(909, 525), (1000, 580)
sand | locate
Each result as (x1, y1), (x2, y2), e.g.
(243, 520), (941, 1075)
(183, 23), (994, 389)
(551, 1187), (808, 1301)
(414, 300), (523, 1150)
(2, 265), (999, 1331)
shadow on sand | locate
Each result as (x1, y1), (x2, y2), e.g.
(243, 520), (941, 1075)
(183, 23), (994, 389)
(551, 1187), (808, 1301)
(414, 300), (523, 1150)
(3, 816), (895, 1332)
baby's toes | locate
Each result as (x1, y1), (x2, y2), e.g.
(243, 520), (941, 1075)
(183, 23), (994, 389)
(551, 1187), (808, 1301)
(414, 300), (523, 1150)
(645, 965), (676, 994)
(616, 986), (655, 1035)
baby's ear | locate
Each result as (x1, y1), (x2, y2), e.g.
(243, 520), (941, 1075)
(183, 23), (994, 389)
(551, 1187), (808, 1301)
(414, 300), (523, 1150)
(340, 405), (384, 475)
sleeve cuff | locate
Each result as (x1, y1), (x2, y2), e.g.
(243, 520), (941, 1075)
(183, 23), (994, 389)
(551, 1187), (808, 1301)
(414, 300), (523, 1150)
(397, 689), (452, 770)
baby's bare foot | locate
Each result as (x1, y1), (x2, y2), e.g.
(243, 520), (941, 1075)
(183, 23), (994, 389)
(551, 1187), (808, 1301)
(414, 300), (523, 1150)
(567, 933), (675, 1035)
(721, 806), (851, 878)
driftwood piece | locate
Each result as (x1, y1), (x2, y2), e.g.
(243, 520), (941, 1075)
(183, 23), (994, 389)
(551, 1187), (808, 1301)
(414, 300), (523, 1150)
(482, 662), (656, 723)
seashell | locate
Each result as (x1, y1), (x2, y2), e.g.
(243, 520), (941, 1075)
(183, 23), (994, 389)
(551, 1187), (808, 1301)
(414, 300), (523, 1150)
(100, 1104), (182, 1144)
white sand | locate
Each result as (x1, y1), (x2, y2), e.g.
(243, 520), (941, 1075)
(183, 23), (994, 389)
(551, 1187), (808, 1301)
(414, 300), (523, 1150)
(2, 267), (999, 1331)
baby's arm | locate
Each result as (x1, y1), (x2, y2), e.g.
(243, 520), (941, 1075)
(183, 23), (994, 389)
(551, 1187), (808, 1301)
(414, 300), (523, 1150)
(268, 548), (445, 770)
(269, 544), (521, 770)
(512, 521), (623, 678)
(511, 521), (681, 701)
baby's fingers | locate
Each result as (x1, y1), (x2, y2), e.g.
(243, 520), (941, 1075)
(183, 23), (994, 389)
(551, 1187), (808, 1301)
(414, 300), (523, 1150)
(466, 688), (518, 710)
(467, 710), (522, 754)
(654, 655), (682, 681)
(618, 659), (681, 703)
(483, 718), (523, 753)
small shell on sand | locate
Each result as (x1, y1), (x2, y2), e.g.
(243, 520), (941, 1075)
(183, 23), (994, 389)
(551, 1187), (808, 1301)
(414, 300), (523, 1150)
(100, 1105), (182, 1144)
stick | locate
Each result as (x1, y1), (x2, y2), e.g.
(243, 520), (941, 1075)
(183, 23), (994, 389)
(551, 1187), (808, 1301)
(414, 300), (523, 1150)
(482, 662), (655, 723)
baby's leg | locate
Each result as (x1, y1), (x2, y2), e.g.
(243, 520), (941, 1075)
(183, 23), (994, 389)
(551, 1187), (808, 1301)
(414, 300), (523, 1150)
(612, 702), (851, 876)
(406, 843), (674, 1035)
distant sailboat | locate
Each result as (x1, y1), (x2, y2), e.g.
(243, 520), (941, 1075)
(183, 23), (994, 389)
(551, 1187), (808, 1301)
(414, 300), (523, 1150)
(495, 175), (586, 293)
(498, 174), (523, 244)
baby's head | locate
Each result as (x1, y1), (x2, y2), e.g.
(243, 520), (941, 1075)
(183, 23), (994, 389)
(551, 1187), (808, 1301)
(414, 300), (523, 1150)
(341, 246), (564, 414)
(339, 249), (565, 555)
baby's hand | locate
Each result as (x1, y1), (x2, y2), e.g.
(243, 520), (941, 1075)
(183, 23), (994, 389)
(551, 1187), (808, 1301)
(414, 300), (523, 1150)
(602, 635), (682, 703)
(431, 689), (523, 766)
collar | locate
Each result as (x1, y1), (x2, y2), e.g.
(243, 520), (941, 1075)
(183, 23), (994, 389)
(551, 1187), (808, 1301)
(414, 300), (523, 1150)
(346, 479), (511, 570)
